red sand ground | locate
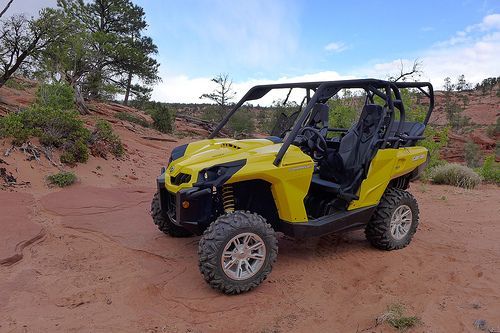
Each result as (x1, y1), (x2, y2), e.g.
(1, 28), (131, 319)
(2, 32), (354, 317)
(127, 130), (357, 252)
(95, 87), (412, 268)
(1, 130), (499, 332)
(0, 82), (499, 332)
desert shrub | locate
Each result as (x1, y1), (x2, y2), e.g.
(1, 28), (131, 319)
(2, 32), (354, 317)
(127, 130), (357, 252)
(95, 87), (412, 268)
(47, 171), (77, 187)
(0, 112), (31, 144)
(4, 78), (29, 91)
(464, 140), (482, 168)
(377, 303), (421, 332)
(262, 100), (299, 135)
(200, 104), (226, 123)
(0, 106), (91, 161)
(89, 120), (124, 158)
(328, 99), (357, 129)
(400, 88), (428, 123)
(36, 82), (75, 111)
(115, 112), (150, 128)
(149, 103), (174, 134)
(430, 163), (481, 189)
(228, 108), (255, 138)
(477, 155), (500, 185)
(60, 140), (89, 164)
(419, 126), (449, 178)
(486, 118), (500, 138)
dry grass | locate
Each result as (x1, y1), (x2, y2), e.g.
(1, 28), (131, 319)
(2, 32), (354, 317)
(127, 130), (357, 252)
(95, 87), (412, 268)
(377, 303), (421, 332)
(430, 163), (481, 189)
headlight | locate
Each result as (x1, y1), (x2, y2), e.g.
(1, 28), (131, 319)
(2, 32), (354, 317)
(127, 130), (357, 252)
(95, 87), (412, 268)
(196, 160), (246, 187)
(202, 167), (227, 181)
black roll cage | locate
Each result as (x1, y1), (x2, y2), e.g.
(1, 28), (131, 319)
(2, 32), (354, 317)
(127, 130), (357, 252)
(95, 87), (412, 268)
(209, 79), (434, 166)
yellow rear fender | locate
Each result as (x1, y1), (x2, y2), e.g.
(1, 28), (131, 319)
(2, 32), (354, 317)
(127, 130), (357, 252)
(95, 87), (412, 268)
(348, 147), (428, 210)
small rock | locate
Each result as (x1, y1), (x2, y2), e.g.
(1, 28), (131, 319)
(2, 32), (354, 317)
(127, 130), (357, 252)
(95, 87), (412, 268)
(474, 319), (487, 331)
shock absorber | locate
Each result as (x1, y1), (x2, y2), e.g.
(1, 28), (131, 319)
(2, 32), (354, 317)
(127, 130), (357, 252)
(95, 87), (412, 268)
(222, 184), (235, 212)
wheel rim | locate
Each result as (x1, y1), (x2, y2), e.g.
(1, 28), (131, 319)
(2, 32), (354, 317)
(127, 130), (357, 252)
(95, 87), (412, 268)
(390, 205), (413, 240)
(221, 232), (266, 281)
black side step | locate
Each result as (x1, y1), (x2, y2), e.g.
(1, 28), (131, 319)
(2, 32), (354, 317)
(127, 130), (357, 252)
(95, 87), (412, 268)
(275, 205), (376, 238)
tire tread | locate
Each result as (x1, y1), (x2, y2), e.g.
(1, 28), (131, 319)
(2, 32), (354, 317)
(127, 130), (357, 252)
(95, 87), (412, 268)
(365, 188), (419, 250)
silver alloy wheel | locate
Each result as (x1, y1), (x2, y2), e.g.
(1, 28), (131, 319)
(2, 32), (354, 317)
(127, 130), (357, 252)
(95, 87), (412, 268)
(390, 205), (413, 240)
(221, 232), (266, 281)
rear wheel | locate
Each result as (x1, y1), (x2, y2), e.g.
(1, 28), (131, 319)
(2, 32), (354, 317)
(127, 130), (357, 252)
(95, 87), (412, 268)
(365, 188), (419, 250)
(198, 211), (278, 294)
(151, 192), (192, 237)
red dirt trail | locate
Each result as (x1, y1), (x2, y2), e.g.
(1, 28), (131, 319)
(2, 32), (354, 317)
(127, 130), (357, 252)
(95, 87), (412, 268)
(1, 173), (499, 332)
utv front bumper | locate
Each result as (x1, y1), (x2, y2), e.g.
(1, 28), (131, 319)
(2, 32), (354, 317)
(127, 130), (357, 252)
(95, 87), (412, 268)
(157, 174), (213, 235)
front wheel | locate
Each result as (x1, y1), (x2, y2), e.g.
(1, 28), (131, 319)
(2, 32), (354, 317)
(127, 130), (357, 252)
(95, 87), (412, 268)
(198, 211), (278, 294)
(365, 188), (419, 250)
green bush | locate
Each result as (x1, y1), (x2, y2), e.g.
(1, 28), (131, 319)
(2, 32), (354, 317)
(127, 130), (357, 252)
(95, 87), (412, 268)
(464, 140), (482, 168)
(89, 120), (124, 158)
(401, 89), (428, 123)
(0, 112), (31, 144)
(200, 105), (226, 123)
(150, 103), (174, 134)
(0, 106), (91, 163)
(115, 112), (150, 128)
(419, 126), (449, 178)
(47, 171), (77, 187)
(36, 82), (75, 111)
(228, 109), (255, 137)
(5, 78), (29, 91)
(327, 95), (358, 129)
(430, 163), (481, 189)
(60, 140), (89, 164)
(477, 155), (500, 184)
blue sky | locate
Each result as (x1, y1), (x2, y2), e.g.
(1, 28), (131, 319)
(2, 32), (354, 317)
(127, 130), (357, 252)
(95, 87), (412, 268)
(10, 0), (500, 103)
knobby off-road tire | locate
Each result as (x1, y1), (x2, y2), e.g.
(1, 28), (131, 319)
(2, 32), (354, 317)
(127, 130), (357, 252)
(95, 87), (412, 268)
(151, 192), (192, 237)
(198, 211), (278, 294)
(365, 188), (419, 250)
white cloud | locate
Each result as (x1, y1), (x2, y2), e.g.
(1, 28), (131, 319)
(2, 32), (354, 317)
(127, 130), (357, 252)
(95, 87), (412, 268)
(324, 41), (348, 53)
(359, 14), (500, 87)
(467, 13), (500, 32)
(152, 71), (355, 105)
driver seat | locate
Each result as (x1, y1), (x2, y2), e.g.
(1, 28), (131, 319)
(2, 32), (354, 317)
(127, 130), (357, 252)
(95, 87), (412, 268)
(319, 104), (384, 197)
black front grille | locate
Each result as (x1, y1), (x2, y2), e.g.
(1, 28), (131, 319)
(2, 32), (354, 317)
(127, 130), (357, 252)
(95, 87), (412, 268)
(167, 192), (176, 220)
(170, 173), (191, 185)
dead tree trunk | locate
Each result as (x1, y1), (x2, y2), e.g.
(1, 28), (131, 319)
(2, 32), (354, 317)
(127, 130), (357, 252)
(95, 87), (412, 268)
(123, 72), (133, 106)
(75, 85), (89, 115)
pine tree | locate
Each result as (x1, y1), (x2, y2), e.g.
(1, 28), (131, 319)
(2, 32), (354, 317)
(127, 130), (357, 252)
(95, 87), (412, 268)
(47, 0), (159, 106)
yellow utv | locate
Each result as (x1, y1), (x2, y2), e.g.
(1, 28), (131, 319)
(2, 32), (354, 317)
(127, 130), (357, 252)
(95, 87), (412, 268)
(151, 79), (434, 294)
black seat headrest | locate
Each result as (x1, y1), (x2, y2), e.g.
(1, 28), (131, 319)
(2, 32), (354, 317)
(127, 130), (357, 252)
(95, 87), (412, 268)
(359, 104), (383, 118)
(311, 103), (329, 125)
(358, 104), (383, 141)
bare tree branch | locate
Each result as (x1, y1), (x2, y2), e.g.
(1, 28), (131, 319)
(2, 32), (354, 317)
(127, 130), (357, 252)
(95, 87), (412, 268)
(389, 59), (423, 82)
(0, 0), (14, 19)
(200, 73), (236, 107)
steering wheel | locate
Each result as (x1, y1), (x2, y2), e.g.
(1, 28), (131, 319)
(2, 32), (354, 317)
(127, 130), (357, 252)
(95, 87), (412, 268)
(298, 127), (328, 160)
